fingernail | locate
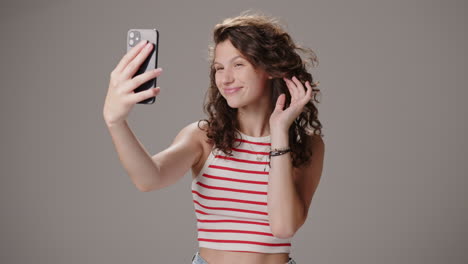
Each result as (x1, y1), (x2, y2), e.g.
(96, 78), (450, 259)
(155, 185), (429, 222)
(140, 39), (147, 46)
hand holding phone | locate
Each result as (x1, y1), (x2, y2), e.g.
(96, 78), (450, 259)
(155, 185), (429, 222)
(127, 29), (159, 104)
(103, 30), (162, 127)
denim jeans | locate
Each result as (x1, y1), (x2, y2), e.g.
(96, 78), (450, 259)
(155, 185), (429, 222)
(191, 251), (297, 264)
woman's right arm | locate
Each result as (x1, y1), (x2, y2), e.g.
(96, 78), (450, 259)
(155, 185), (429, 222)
(103, 39), (202, 192)
(106, 121), (203, 192)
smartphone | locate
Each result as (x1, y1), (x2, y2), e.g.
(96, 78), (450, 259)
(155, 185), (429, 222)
(126, 28), (159, 104)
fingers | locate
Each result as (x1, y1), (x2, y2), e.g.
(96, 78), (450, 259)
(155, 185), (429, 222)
(123, 68), (163, 93)
(283, 76), (309, 104)
(291, 76), (306, 98)
(274, 93), (286, 112)
(130, 86), (160, 103)
(120, 41), (155, 80)
(113, 40), (148, 74)
(283, 77), (297, 101)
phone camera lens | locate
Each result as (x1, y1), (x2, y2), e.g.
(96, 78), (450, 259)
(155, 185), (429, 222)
(128, 30), (141, 47)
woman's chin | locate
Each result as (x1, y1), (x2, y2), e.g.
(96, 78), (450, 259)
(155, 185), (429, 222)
(226, 100), (242, 109)
(227, 103), (240, 109)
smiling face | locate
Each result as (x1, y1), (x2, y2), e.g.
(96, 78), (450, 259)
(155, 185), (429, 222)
(213, 39), (272, 109)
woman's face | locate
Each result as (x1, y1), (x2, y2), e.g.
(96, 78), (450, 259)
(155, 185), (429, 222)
(213, 39), (271, 109)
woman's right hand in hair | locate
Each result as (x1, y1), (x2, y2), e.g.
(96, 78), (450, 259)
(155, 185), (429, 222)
(103, 40), (163, 127)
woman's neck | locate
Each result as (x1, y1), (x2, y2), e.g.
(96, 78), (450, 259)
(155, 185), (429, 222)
(235, 81), (274, 137)
(236, 105), (273, 138)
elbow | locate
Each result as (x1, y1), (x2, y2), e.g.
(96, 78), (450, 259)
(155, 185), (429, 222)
(138, 186), (150, 192)
(272, 230), (295, 239)
(137, 179), (165, 192)
(271, 216), (305, 239)
(271, 226), (296, 239)
(136, 183), (154, 192)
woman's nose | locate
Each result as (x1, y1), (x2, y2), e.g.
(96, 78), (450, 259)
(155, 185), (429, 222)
(221, 68), (234, 84)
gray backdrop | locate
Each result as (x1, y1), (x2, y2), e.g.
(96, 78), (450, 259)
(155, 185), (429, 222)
(1, 0), (466, 263)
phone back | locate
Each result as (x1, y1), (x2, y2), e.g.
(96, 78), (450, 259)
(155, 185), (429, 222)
(127, 29), (159, 104)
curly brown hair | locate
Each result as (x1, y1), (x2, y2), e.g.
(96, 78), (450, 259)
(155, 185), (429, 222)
(198, 10), (323, 168)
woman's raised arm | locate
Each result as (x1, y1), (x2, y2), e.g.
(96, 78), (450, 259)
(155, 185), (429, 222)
(103, 39), (203, 192)
(106, 121), (203, 192)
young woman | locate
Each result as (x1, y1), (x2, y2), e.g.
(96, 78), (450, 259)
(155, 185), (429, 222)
(103, 11), (324, 264)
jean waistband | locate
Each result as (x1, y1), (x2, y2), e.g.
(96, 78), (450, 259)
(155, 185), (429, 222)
(191, 251), (297, 264)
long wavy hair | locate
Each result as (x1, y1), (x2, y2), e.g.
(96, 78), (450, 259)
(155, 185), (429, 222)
(198, 11), (323, 168)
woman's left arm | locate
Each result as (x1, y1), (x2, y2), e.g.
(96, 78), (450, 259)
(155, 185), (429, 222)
(268, 132), (324, 239)
(268, 76), (325, 239)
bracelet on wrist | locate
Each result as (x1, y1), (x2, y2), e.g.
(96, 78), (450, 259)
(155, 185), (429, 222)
(268, 147), (291, 168)
(269, 147), (291, 157)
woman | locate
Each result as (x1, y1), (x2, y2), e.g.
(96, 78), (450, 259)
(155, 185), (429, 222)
(103, 11), (324, 264)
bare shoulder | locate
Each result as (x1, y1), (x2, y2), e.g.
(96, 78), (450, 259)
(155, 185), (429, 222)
(147, 121), (211, 191)
(309, 133), (325, 153)
(175, 120), (211, 164)
(179, 120), (213, 178)
(306, 133), (325, 171)
(190, 120), (209, 141)
(174, 120), (208, 143)
(292, 133), (324, 176)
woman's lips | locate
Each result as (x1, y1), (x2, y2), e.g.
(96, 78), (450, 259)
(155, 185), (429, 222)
(224, 87), (242, 95)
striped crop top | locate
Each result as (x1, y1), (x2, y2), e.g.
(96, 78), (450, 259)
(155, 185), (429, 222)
(191, 131), (292, 253)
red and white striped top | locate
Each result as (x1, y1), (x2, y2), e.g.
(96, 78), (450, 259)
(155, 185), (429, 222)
(191, 131), (292, 253)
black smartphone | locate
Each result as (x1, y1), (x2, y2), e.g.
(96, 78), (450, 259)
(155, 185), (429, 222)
(126, 28), (159, 104)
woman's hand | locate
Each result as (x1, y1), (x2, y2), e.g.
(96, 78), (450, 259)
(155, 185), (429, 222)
(103, 40), (163, 127)
(269, 76), (314, 133)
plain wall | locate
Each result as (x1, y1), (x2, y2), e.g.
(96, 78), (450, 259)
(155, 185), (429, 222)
(0, 0), (466, 263)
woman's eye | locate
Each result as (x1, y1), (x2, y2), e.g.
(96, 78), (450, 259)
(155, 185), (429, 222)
(235, 63), (243, 67)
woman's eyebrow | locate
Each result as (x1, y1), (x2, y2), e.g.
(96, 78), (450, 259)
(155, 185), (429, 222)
(213, 55), (243, 66)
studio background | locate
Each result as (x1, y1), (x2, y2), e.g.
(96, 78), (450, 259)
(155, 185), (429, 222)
(1, 0), (466, 263)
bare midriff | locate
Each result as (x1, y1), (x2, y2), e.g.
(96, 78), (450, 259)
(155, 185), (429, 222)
(199, 247), (290, 264)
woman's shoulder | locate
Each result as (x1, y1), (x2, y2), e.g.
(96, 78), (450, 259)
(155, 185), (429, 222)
(178, 120), (210, 147)
(305, 129), (325, 147)
(180, 121), (214, 174)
